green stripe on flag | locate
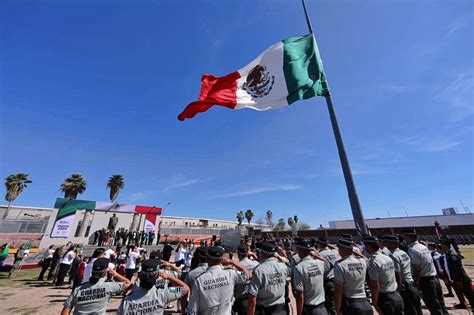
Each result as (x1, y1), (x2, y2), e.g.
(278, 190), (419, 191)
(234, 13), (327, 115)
(54, 198), (96, 219)
(282, 34), (330, 104)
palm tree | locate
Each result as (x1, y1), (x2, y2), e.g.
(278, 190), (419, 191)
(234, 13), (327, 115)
(107, 175), (125, 203)
(236, 211), (244, 226)
(61, 173), (87, 200)
(245, 209), (254, 227)
(276, 218), (286, 231)
(287, 217), (295, 229)
(265, 210), (273, 228)
(3, 173), (32, 219)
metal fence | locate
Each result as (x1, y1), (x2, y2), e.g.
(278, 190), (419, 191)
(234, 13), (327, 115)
(0, 219), (49, 234)
(159, 227), (223, 236)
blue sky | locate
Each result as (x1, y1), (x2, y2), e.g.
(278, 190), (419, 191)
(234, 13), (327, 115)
(1, 0), (472, 227)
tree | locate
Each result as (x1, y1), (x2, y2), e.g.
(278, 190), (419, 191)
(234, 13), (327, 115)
(236, 211), (244, 226)
(3, 173), (32, 219)
(265, 210), (273, 228)
(61, 173), (87, 200)
(273, 218), (286, 231)
(107, 175), (125, 203)
(245, 209), (254, 227)
(287, 217), (295, 229)
(298, 222), (311, 231)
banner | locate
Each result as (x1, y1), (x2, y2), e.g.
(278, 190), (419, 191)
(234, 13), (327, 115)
(144, 214), (157, 233)
(51, 198), (162, 238)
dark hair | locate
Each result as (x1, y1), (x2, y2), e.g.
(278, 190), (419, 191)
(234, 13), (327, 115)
(92, 248), (105, 258)
(62, 245), (75, 259)
(139, 272), (156, 290)
(89, 270), (107, 284)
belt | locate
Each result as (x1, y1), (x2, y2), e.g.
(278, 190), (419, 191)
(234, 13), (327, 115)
(304, 302), (325, 308)
(344, 297), (368, 302)
(420, 275), (436, 279)
(403, 280), (414, 285)
(324, 278), (334, 282)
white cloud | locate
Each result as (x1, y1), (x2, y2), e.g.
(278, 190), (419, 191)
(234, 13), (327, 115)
(394, 134), (463, 152)
(444, 17), (470, 39)
(162, 179), (200, 193)
(381, 84), (416, 94)
(125, 192), (150, 203)
(434, 70), (474, 122)
(204, 184), (303, 200)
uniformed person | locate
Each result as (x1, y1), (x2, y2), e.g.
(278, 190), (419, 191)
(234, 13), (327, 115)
(341, 234), (362, 255)
(316, 237), (338, 315)
(384, 235), (422, 315)
(403, 229), (448, 315)
(117, 259), (189, 315)
(333, 239), (373, 315)
(232, 244), (260, 315)
(61, 258), (132, 315)
(378, 236), (391, 256)
(293, 239), (328, 315)
(187, 246), (249, 315)
(439, 238), (474, 311)
(184, 246), (209, 288)
(364, 236), (404, 315)
(246, 242), (291, 315)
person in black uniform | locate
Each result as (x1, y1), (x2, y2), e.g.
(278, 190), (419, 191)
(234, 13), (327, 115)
(439, 239), (474, 311)
(162, 242), (173, 262)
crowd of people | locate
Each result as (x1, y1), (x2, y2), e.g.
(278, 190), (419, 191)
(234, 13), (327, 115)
(3, 229), (474, 314)
(92, 228), (161, 247)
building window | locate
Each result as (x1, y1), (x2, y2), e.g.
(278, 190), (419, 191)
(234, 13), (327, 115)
(74, 220), (83, 237)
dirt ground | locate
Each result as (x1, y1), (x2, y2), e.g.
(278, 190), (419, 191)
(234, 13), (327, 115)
(0, 246), (473, 315)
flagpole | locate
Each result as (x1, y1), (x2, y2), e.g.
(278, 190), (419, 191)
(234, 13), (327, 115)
(301, 0), (368, 235)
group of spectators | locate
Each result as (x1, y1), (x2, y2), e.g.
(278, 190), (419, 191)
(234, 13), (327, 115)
(92, 228), (161, 247)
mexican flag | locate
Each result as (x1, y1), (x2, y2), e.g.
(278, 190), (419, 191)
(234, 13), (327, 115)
(178, 34), (329, 121)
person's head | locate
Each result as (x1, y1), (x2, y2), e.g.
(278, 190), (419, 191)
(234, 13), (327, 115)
(295, 239), (312, 258)
(1, 243), (7, 249)
(363, 236), (379, 254)
(257, 242), (278, 260)
(149, 250), (163, 261)
(206, 246), (225, 266)
(196, 247), (209, 263)
(439, 239), (451, 252)
(337, 239), (353, 257)
(83, 257), (90, 263)
(237, 244), (248, 260)
(317, 237), (328, 249)
(92, 248), (106, 259)
(132, 245), (138, 252)
(378, 236), (386, 248)
(384, 235), (399, 251)
(139, 259), (159, 290)
(89, 258), (110, 284)
(48, 245), (54, 250)
(426, 242), (436, 251)
(403, 229), (417, 244)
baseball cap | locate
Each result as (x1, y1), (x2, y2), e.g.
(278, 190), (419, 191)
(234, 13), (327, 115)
(295, 239), (312, 250)
(317, 236), (328, 244)
(196, 246), (209, 258)
(149, 251), (163, 260)
(259, 242), (278, 255)
(237, 244), (248, 254)
(141, 259), (160, 272)
(92, 258), (110, 272)
(207, 246), (225, 260)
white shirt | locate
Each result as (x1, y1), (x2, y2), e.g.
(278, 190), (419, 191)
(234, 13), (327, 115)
(125, 251), (140, 269)
(175, 247), (186, 262)
(60, 250), (75, 265)
(104, 249), (115, 259)
(83, 257), (114, 283)
(43, 249), (54, 260)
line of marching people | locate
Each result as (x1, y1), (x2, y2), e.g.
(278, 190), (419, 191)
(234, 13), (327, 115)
(57, 228), (473, 315)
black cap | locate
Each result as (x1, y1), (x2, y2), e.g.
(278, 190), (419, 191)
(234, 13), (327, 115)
(295, 239), (312, 250)
(385, 235), (399, 243)
(259, 242), (278, 254)
(341, 234), (352, 240)
(149, 250), (163, 260)
(141, 259), (160, 272)
(338, 239), (353, 249)
(317, 236), (328, 244)
(237, 244), (248, 254)
(403, 229), (417, 236)
(92, 258), (110, 271)
(207, 246), (225, 260)
(362, 236), (378, 244)
(196, 246), (209, 257)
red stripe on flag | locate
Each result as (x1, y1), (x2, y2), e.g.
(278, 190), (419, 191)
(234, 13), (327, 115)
(178, 71), (240, 121)
(145, 214), (156, 224)
(135, 205), (162, 215)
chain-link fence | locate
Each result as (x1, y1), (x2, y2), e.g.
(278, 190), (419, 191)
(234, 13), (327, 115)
(0, 219), (49, 234)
